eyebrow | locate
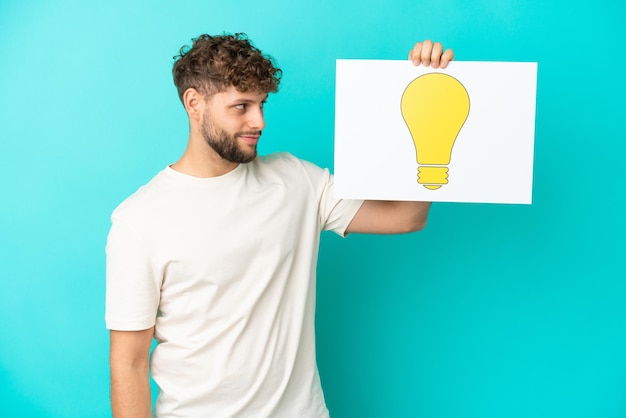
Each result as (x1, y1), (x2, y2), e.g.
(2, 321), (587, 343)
(231, 94), (269, 104)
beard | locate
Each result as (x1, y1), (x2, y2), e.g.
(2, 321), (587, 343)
(201, 113), (260, 164)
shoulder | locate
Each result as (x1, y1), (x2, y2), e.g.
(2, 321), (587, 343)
(249, 153), (334, 202)
(254, 152), (329, 180)
(110, 168), (170, 223)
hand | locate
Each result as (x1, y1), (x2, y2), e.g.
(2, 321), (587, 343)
(408, 40), (454, 69)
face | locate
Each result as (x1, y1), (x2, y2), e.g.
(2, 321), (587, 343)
(201, 87), (268, 164)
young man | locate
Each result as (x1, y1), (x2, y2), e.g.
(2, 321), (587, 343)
(106, 33), (453, 418)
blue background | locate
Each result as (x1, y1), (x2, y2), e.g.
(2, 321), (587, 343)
(1, 0), (624, 417)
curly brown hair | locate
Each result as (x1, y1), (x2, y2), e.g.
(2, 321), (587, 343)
(172, 33), (282, 102)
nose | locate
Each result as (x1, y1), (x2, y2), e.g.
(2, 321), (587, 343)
(247, 106), (265, 131)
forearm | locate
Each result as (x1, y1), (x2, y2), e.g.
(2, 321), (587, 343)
(110, 364), (152, 418)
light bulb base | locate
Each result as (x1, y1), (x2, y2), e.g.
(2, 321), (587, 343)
(418, 166), (448, 190)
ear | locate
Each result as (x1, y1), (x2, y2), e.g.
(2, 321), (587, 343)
(182, 88), (205, 122)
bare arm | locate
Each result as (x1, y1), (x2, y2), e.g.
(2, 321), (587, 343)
(346, 200), (431, 234)
(110, 327), (154, 418)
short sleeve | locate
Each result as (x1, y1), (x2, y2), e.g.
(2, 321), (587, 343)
(296, 157), (364, 237)
(319, 173), (364, 236)
(105, 215), (161, 330)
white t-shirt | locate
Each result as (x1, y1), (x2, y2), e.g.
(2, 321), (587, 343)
(105, 153), (364, 418)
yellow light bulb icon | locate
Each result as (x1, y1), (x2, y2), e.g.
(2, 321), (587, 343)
(401, 73), (470, 190)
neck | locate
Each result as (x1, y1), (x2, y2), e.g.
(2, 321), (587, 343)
(171, 133), (239, 178)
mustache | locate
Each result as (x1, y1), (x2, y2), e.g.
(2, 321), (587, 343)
(236, 130), (262, 137)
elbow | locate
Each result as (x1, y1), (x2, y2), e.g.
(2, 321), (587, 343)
(402, 201), (430, 234)
(398, 216), (427, 234)
(409, 217), (427, 233)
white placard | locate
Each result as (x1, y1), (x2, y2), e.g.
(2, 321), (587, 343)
(334, 60), (537, 204)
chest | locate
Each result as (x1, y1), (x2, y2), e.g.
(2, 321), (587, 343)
(147, 179), (318, 299)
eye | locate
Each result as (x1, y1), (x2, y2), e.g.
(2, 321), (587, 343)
(234, 103), (247, 110)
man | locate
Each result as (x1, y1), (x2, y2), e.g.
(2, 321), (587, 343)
(106, 33), (453, 418)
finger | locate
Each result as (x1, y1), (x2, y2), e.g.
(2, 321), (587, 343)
(420, 40), (433, 66)
(439, 48), (455, 69)
(409, 42), (423, 65)
(431, 42), (443, 68)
